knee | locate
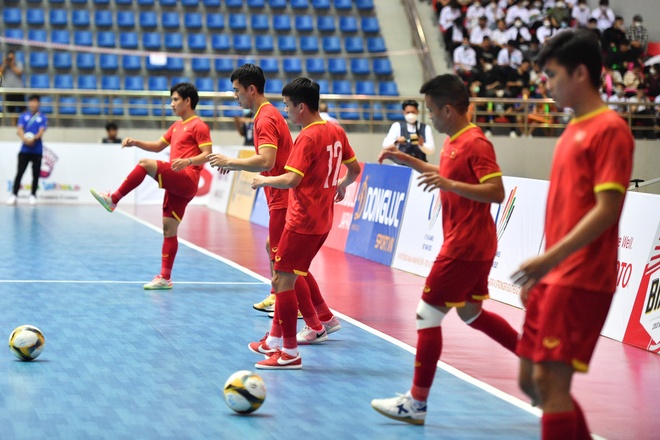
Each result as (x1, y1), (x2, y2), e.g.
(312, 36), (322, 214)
(416, 300), (446, 330)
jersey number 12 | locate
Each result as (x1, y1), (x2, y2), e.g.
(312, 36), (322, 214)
(325, 141), (343, 188)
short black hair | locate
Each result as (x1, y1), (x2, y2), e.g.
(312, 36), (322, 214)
(419, 74), (469, 114)
(401, 100), (419, 110)
(230, 63), (266, 94)
(282, 77), (320, 112)
(170, 82), (199, 109)
(537, 29), (602, 89)
(105, 121), (118, 131)
(27, 94), (40, 102)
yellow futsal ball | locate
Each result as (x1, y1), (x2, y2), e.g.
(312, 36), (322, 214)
(8, 325), (45, 361)
(223, 370), (266, 414)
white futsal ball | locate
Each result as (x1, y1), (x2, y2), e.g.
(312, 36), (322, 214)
(223, 370), (266, 414)
(23, 132), (35, 141)
(8, 325), (45, 361)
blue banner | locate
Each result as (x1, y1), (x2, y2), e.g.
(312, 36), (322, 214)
(249, 187), (270, 228)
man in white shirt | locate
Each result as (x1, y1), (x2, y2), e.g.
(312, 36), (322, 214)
(382, 100), (435, 162)
(491, 19), (510, 48)
(590, 0), (615, 32)
(571, 0), (590, 27)
(470, 17), (492, 45)
(466, 1), (487, 31)
(497, 40), (524, 70)
(506, 0), (530, 25)
(454, 37), (478, 81)
(536, 18), (557, 44)
(485, 2), (505, 28)
(506, 19), (533, 48)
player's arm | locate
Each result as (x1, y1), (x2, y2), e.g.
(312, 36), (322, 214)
(418, 173), (505, 204)
(122, 137), (168, 152)
(378, 146), (438, 174)
(336, 159), (362, 202)
(171, 143), (212, 172)
(207, 146), (277, 172)
(251, 170), (302, 190)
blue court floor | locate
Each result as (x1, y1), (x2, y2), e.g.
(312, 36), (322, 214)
(0, 206), (539, 439)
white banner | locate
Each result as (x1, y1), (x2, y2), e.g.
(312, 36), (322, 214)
(206, 146), (248, 214)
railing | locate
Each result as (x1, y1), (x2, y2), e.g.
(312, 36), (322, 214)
(403, 0), (436, 82)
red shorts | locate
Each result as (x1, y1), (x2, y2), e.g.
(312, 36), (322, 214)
(268, 208), (287, 261)
(516, 283), (613, 372)
(422, 255), (492, 307)
(273, 228), (328, 276)
(156, 161), (199, 221)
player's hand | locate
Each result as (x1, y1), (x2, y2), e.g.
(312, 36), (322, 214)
(378, 146), (408, 165)
(511, 255), (554, 306)
(335, 185), (347, 202)
(217, 167), (231, 175)
(251, 176), (266, 190)
(206, 153), (231, 169)
(122, 138), (137, 148)
(170, 158), (187, 172)
(417, 172), (450, 192)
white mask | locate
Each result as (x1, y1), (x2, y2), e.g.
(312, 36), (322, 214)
(404, 112), (418, 124)
(515, 20), (523, 28)
(495, 89), (505, 97)
(634, 21), (642, 27)
(556, 1), (565, 8)
(543, 20), (551, 27)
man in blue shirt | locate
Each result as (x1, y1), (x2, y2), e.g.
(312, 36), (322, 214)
(6, 94), (48, 206)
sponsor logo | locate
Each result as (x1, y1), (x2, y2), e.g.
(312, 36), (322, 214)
(275, 256), (282, 262)
(423, 286), (431, 293)
(427, 192), (442, 231)
(495, 186), (517, 242)
(353, 175), (406, 227)
(542, 337), (561, 349)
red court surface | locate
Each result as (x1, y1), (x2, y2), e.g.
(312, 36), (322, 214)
(128, 204), (660, 440)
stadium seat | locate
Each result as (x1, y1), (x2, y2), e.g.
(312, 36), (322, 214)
(97, 32), (116, 48)
(378, 81), (399, 96)
(99, 54), (118, 70)
(70, 0), (88, 3)
(312, 0), (330, 10)
(51, 30), (70, 45)
(334, 0), (352, 9)
(76, 53), (95, 70)
(332, 80), (352, 95)
(5, 29), (24, 40)
(125, 76), (145, 91)
(207, 13), (224, 30)
(146, 58), (165, 71)
(164, 33), (183, 50)
(28, 29), (48, 42)
(203, 0), (220, 6)
(3, 8), (22, 25)
(72, 10), (90, 27)
(101, 75), (121, 90)
(139, 12), (157, 29)
(255, 35), (274, 51)
(197, 100), (214, 118)
(338, 16), (357, 33)
(316, 79), (329, 94)
(120, 32), (139, 49)
(290, 0), (308, 9)
(157, 0), (175, 5)
(345, 37), (364, 53)
(367, 37), (387, 53)
(322, 36), (341, 53)
(184, 13), (202, 29)
(115, 0), (133, 4)
(273, 15), (291, 32)
(78, 75), (98, 90)
(295, 15), (313, 32)
(225, 0), (243, 6)
(355, 80), (376, 95)
(195, 77), (215, 91)
(142, 33), (161, 49)
(94, 0), (111, 4)
(26, 9), (45, 26)
(247, 0), (265, 7)
(53, 52), (72, 69)
(363, 102), (384, 121)
(74, 31), (93, 46)
(223, 101), (243, 118)
(264, 78), (283, 94)
(211, 34), (231, 51)
(236, 57), (256, 67)
(162, 12), (179, 29)
(59, 97), (77, 115)
(339, 103), (360, 120)
(49, 9), (67, 26)
(128, 99), (149, 117)
(268, 0), (286, 8)
(355, 0), (373, 11)
(149, 76), (168, 91)
(229, 14), (247, 30)
(30, 74), (50, 89)
(105, 98), (124, 117)
(260, 58), (279, 73)
(39, 96), (53, 115)
(283, 58), (302, 74)
(300, 36), (319, 53)
(188, 34), (207, 50)
(233, 35), (252, 51)
(54, 74), (73, 89)
(218, 78), (233, 91)
(278, 36), (297, 52)
(373, 58), (392, 75)
(317, 16), (335, 32)
(167, 57), (184, 71)
(251, 14), (269, 31)
(386, 103), (404, 121)
(171, 76), (191, 86)
(29, 52), (49, 69)
(192, 57), (211, 72)
(95, 11), (113, 28)
(306, 58), (325, 74)
(328, 58), (347, 75)
(214, 58), (234, 72)
(361, 17), (380, 33)
(122, 55), (142, 71)
(351, 58), (370, 75)
(117, 11), (135, 28)
(182, 0), (199, 5)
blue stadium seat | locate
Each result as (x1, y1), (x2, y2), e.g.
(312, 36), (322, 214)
(268, 0), (286, 8)
(53, 52), (72, 69)
(76, 53), (95, 70)
(100, 54), (118, 70)
(117, 11), (135, 28)
(351, 58), (370, 75)
(218, 78), (233, 91)
(171, 76), (190, 86)
(300, 36), (319, 53)
(373, 58), (392, 75)
(215, 58), (234, 72)
(74, 31), (93, 46)
(188, 34), (207, 50)
(128, 99), (149, 117)
(162, 12), (179, 29)
(290, 0), (308, 8)
(386, 103), (404, 121)
(332, 80), (352, 95)
(211, 34), (230, 51)
(192, 57), (211, 72)
(30, 74), (50, 89)
(361, 16), (380, 33)
(59, 97), (77, 115)
(197, 100), (214, 118)
(363, 102), (384, 121)
(51, 30), (69, 45)
(26, 9), (45, 26)
(355, 80), (376, 95)
(247, 0), (265, 7)
(29, 52), (49, 69)
(95, 11), (113, 28)
(229, 14), (247, 30)
(273, 15), (291, 32)
(142, 33), (161, 49)
(72, 10), (90, 27)
(164, 33), (183, 50)
(82, 97), (101, 115)
(378, 81), (399, 96)
(236, 57), (256, 67)
(48, 0), (65, 3)
(28, 29), (48, 42)
(122, 55), (142, 71)
(5, 29), (24, 40)
(184, 13), (202, 29)
(54, 74), (73, 89)
(182, 0), (199, 5)
(146, 58), (165, 71)
(40, 96), (53, 115)
(255, 35), (274, 51)
(317, 16), (335, 32)
(295, 15), (313, 32)
(94, 0), (110, 4)
(233, 35), (251, 51)
(333, 0), (352, 10)
(139, 12), (157, 29)
(97, 32), (116, 48)
(207, 13), (224, 30)
(260, 58), (279, 73)
(78, 75), (98, 89)
(251, 14), (269, 31)
(225, 0), (243, 6)
(125, 76), (145, 91)
(317, 79), (329, 94)
(102, 75), (121, 90)
(339, 16), (358, 33)
(195, 77), (215, 91)
(328, 58), (347, 75)
(322, 36), (341, 53)
(339, 103), (360, 120)
(49, 9), (67, 26)
(306, 58), (325, 74)
(105, 98), (124, 117)
(278, 36), (297, 52)
(115, 0), (133, 4)
(203, 0), (220, 5)
(167, 57), (184, 71)
(223, 101), (243, 118)
(157, 0), (175, 5)
(149, 76), (168, 90)
(283, 58), (302, 74)
(120, 32), (139, 49)
(367, 37), (387, 53)
(70, 0), (88, 3)
(4, 8), (22, 25)
(345, 37), (364, 53)
(355, 0), (373, 11)
(312, 0), (330, 10)
(264, 78), (283, 94)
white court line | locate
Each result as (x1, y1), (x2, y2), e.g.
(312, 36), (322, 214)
(0, 280), (263, 285)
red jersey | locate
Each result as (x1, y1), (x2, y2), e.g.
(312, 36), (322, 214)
(253, 102), (294, 211)
(161, 115), (212, 179)
(438, 124), (502, 261)
(543, 107), (634, 292)
(284, 120), (357, 235)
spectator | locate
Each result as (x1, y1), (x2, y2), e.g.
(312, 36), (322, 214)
(644, 64), (660, 98)
(605, 40), (637, 76)
(626, 15), (648, 60)
(491, 19), (510, 48)
(505, 0), (530, 26)
(623, 62), (644, 94)
(607, 82), (629, 115)
(526, 81), (556, 137)
(571, 0), (591, 28)
(476, 58), (506, 99)
(485, 1), (506, 28)
(497, 40), (524, 71)
(453, 37), (478, 81)
(536, 17), (557, 44)
(602, 16), (626, 50)
(590, 0), (615, 32)
(505, 59), (532, 98)
(0, 50), (26, 126)
(507, 18), (533, 50)
(630, 87), (655, 139)
(523, 39), (541, 62)
(319, 102), (339, 124)
(382, 100), (435, 163)
(547, 1), (570, 26)
(586, 17), (602, 41)
(233, 108), (254, 146)
(469, 16), (492, 45)
(439, 0), (462, 51)
(527, 1), (545, 26)
(476, 36), (500, 67)
(102, 121), (122, 144)
(466, 1), (487, 31)
(448, 17), (468, 54)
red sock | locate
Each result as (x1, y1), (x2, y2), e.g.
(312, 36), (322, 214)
(306, 271), (333, 321)
(572, 397), (591, 440)
(275, 290), (298, 350)
(411, 326), (443, 402)
(112, 165), (148, 204)
(269, 296), (282, 338)
(295, 276), (323, 330)
(542, 411), (576, 440)
(468, 309), (518, 353)
(160, 236), (178, 280)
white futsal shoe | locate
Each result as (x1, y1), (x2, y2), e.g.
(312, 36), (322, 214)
(371, 391), (427, 425)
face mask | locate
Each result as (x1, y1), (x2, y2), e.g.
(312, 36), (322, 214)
(484, 62), (493, 72)
(515, 21), (523, 28)
(556, 2), (565, 8)
(615, 89), (624, 96)
(543, 20), (550, 27)
(634, 21), (642, 27)
(462, 43), (470, 49)
(495, 89), (505, 97)
(650, 67), (657, 75)
(522, 1), (529, 6)
(600, 6), (607, 11)
(242, 108), (251, 116)
(534, 2), (542, 8)
(471, 86), (481, 93)
(404, 112), (418, 124)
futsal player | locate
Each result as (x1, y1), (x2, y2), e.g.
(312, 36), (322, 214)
(90, 83), (212, 290)
(371, 74), (519, 424)
(512, 30), (634, 439)
(250, 77), (361, 369)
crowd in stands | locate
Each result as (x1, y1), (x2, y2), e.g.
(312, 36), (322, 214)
(431, 0), (658, 138)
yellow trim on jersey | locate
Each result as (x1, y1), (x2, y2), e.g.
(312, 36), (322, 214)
(449, 123), (477, 142)
(342, 156), (358, 164)
(158, 174), (163, 188)
(479, 171), (503, 183)
(302, 120), (327, 130)
(472, 294), (490, 301)
(181, 115), (198, 124)
(594, 182), (626, 194)
(284, 165), (304, 177)
(253, 101), (271, 119)
(198, 142), (212, 148)
(160, 136), (170, 146)
(446, 301), (466, 308)
(258, 143), (278, 150)
(171, 211), (182, 223)
(293, 269), (308, 276)
(572, 359), (589, 372)
(570, 106), (609, 124)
